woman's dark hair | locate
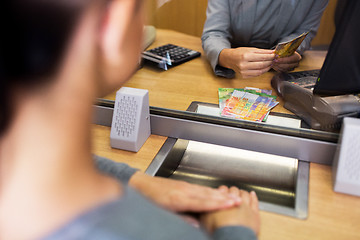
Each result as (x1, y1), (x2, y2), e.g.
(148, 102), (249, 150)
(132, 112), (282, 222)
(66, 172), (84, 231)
(0, 0), (94, 135)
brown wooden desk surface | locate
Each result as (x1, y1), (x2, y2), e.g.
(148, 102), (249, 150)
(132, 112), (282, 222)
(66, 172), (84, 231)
(92, 29), (360, 240)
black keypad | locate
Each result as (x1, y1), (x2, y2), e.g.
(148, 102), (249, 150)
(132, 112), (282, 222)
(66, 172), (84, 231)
(142, 44), (201, 69)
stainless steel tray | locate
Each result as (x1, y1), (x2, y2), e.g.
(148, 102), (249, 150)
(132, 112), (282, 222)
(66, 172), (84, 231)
(146, 138), (309, 219)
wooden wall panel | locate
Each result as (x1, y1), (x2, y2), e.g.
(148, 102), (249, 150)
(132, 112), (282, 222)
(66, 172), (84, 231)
(145, 0), (208, 37)
(311, 0), (338, 46)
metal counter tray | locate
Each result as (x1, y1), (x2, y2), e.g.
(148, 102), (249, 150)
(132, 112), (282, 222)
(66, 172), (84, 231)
(146, 138), (309, 219)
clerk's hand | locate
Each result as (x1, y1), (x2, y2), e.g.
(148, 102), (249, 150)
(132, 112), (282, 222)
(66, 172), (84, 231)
(272, 51), (302, 72)
(129, 172), (241, 212)
(219, 47), (275, 78)
(201, 186), (260, 236)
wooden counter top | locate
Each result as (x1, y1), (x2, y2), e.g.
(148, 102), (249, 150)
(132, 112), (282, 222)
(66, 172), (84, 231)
(93, 29), (360, 240)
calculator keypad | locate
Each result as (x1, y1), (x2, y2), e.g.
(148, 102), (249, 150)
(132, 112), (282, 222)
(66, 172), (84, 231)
(142, 44), (201, 68)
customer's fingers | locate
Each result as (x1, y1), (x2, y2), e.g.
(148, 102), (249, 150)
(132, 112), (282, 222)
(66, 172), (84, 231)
(218, 186), (242, 206)
(179, 214), (200, 228)
(218, 185), (229, 193)
(239, 190), (251, 205)
(182, 184), (241, 211)
(250, 191), (259, 211)
(229, 186), (240, 197)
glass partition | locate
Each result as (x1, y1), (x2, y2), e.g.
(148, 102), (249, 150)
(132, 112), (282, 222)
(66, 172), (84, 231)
(97, 1), (341, 143)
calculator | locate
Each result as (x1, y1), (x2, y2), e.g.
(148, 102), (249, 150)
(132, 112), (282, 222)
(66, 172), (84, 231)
(141, 44), (201, 70)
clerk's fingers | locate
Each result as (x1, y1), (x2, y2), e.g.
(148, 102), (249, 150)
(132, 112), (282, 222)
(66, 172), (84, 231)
(272, 52), (301, 72)
(274, 52), (302, 64)
(255, 48), (276, 53)
(243, 51), (275, 62)
(237, 51), (274, 78)
(240, 59), (273, 70)
(272, 62), (299, 72)
(240, 66), (272, 78)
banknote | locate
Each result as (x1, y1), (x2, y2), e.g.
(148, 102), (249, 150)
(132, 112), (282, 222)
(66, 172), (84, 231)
(275, 31), (309, 58)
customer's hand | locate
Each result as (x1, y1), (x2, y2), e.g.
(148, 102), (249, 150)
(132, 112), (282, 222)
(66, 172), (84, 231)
(200, 186), (260, 235)
(219, 47), (275, 78)
(272, 51), (302, 72)
(129, 172), (242, 212)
